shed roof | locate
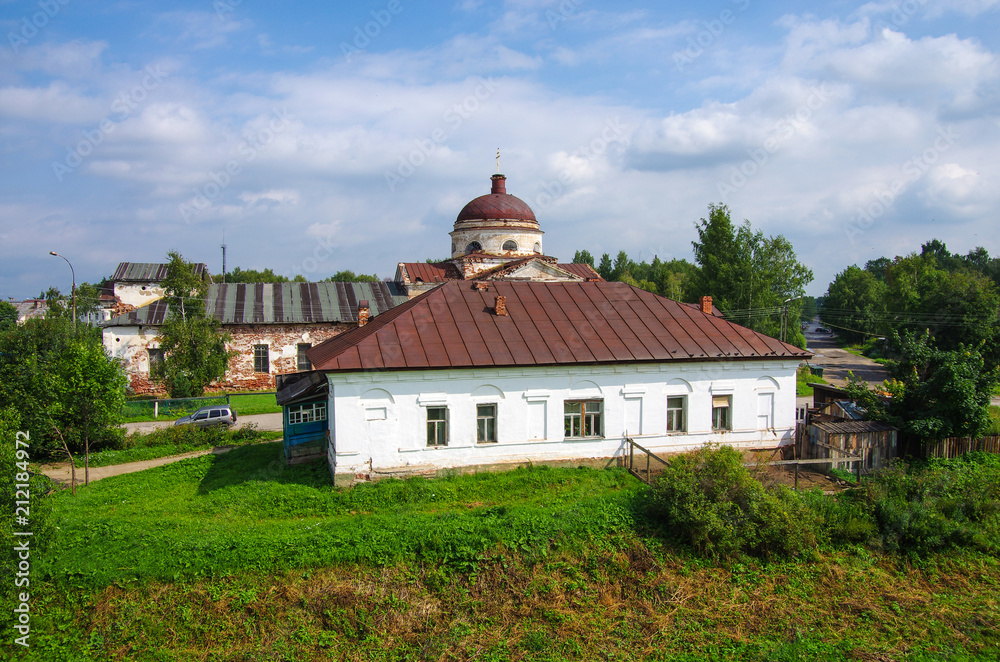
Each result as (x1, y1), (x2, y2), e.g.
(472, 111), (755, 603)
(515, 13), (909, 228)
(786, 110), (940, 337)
(103, 282), (408, 327)
(308, 280), (811, 373)
(111, 262), (210, 283)
(812, 420), (896, 435)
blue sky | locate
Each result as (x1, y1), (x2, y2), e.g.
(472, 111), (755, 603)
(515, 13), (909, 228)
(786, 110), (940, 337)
(2, 0), (999, 300)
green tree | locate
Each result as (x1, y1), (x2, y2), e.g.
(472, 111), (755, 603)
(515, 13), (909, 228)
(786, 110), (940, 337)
(0, 301), (16, 328)
(597, 253), (613, 280)
(326, 270), (380, 282)
(572, 250), (595, 267)
(820, 265), (889, 342)
(691, 203), (813, 346)
(0, 317), (125, 458)
(848, 331), (999, 442)
(155, 252), (232, 398)
(221, 267), (291, 283)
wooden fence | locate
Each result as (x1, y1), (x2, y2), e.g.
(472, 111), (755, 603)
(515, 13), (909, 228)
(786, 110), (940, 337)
(911, 435), (1000, 459)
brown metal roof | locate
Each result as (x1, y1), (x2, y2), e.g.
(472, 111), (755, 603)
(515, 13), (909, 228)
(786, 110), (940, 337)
(397, 260), (602, 284)
(308, 281), (811, 372)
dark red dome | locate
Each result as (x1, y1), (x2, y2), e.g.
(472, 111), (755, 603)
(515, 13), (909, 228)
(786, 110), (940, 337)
(456, 174), (537, 224)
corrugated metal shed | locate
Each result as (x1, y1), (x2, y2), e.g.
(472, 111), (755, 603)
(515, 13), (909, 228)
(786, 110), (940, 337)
(111, 262), (210, 282)
(308, 280), (811, 372)
(812, 420), (896, 435)
(103, 282), (408, 327)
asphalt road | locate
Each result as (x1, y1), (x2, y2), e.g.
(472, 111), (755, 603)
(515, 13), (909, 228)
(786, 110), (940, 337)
(123, 412), (283, 434)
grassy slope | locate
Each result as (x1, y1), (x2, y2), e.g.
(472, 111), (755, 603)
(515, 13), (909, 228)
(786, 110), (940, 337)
(5, 444), (1000, 661)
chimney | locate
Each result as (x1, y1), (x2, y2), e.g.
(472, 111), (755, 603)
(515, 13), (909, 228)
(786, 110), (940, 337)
(700, 296), (713, 315)
(357, 300), (370, 327)
(474, 282), (489, 291)
(494, 295), (507, 316)
(490, 173), (506, 194)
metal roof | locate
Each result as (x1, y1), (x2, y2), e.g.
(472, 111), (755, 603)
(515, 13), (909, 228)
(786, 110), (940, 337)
(308, 280), (811, 373)
(103, 282), (408, 327)
(397, 260), (601, 284)
(111, 262), (210, 283)
(812, 420), (896, 435)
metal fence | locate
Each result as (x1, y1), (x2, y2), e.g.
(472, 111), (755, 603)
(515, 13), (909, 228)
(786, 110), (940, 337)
(122, 394), (231, 419)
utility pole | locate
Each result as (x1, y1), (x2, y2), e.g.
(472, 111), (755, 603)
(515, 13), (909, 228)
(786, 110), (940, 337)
(781, 295), (803, 343)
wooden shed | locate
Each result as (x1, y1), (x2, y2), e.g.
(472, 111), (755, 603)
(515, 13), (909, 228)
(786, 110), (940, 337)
(799, 420), (897, 474)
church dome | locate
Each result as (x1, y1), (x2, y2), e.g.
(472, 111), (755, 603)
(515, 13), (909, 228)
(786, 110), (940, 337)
(456, 174), (537, 226)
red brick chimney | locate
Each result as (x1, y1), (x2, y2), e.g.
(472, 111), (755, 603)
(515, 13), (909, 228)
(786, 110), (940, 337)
(474, 282), (489, 291)
(357, 300), (370, 327)
(494, 295), (507, 316)
(491, 174), (506, 194)
(700, 296), (713, 315)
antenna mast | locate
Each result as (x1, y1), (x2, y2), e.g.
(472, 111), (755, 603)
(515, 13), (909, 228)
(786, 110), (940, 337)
(221, 228), (227, 284)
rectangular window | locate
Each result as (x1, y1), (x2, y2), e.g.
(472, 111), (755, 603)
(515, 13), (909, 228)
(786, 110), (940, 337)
(667, 396), (686, 432)
(297, 343), (312, 371)
(427, 407), (448, 446)
(288, 402), (327, 425)
(712, 395), (732, 431)
(564, 400), (603, 438)
(477, 404), (497, 443)
(148, 348), (164, 373)
(253, 344), (270, 373)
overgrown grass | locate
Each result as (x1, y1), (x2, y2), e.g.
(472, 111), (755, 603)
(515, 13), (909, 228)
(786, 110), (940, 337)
(7, 448), (1000, 660)
(72, 424), (282, 467)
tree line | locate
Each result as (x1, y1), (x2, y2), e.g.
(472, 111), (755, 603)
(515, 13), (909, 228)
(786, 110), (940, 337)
(574, 203), (815, 348)
(822, 239), (1000, 442)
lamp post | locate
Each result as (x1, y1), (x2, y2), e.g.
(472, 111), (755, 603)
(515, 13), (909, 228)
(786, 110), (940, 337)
(49, 251), (76, 327)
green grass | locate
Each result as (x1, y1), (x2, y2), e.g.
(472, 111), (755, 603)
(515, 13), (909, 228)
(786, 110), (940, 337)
(7, 450), (1000, 660)
(74, 429), (283, 467)
(797, 365), (827, 396)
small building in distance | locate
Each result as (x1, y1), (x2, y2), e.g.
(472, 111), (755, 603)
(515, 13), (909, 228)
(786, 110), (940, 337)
(102, 281), (408, 393)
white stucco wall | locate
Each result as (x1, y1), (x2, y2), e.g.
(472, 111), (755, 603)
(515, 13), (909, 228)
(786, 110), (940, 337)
(325, 359), (800, 481)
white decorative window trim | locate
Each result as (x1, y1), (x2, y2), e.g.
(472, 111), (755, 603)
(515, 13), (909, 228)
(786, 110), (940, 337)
(417, 393), (448, 406)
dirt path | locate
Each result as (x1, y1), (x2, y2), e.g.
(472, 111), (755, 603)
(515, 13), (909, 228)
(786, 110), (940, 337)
(39, 445), (245, 487)
(803, 326), (887, 388)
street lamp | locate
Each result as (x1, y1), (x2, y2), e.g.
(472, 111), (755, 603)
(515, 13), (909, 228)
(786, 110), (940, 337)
(49, 251), (76, 327)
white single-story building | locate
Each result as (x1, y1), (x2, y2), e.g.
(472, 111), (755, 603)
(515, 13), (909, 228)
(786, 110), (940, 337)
(307, 279), (810, 485)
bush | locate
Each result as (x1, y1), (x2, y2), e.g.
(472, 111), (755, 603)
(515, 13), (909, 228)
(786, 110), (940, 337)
(648, 446), (818, 559)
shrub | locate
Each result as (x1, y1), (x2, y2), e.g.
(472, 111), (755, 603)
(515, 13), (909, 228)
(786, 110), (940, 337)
(647, 445), (818, 559)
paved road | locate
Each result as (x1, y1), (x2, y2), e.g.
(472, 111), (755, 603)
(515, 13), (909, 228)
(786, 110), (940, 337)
(123, 412), (282, 434)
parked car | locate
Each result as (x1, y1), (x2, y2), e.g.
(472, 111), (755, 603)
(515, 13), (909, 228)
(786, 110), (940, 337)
(174, 405), (237, 429)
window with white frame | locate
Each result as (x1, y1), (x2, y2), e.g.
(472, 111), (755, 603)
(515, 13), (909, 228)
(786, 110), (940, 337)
(712, 395), (732, 431)
(564, 400), (603, 438)
(667, 396), (686, 432)
(253, 344), (269, 373)
(477, 403), (497, 443)
(427, 407), (448, 446)
(288, 401), (327, 425)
